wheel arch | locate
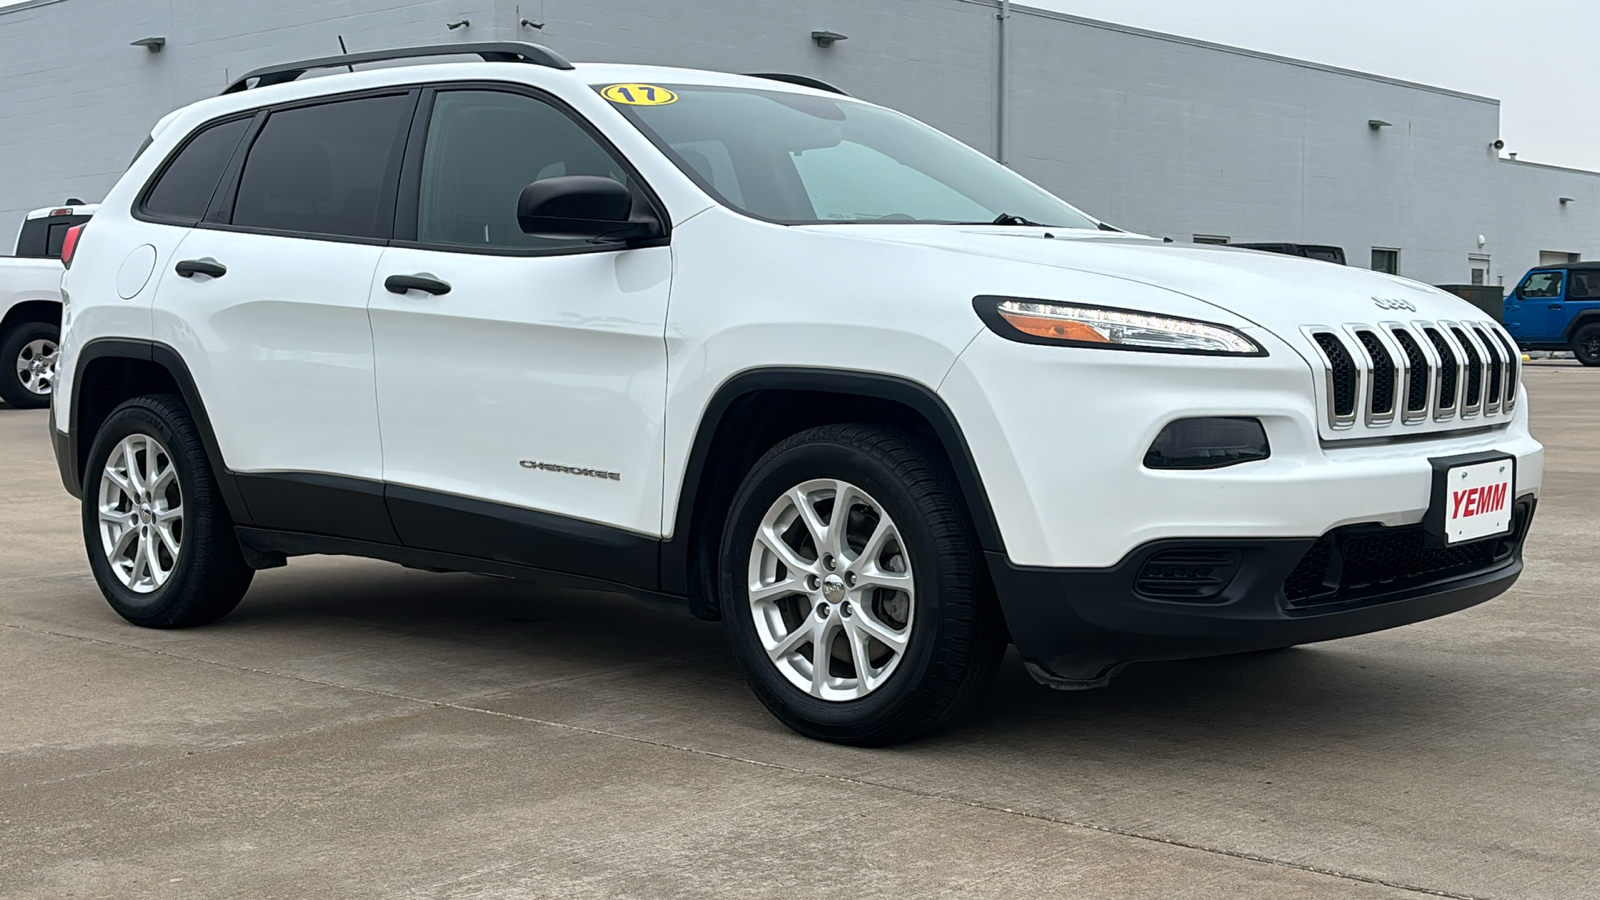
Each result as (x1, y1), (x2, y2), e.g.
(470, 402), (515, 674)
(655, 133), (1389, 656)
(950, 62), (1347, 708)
(1563, 311), (1600, 343)
(0, 299), (62, 335)
(65, 339), (252, 524)
(663, 368), (1004, 619)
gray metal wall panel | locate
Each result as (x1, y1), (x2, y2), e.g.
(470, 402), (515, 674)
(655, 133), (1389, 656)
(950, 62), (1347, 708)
(1, 0), (1596, 288)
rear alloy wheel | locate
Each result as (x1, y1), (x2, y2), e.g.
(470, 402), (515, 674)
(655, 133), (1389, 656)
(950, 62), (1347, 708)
(1572, 323), (1600, 367)
(721, 424), (1005, 746)
(82, 395), (254, 627)
(0, 322), (59, 409)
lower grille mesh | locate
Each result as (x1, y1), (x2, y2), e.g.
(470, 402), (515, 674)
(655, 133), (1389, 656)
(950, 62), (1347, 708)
(1282, 503), (1528, 608)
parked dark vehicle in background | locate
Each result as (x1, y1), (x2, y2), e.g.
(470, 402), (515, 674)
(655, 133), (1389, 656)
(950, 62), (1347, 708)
(1503, 263), (1600, 366)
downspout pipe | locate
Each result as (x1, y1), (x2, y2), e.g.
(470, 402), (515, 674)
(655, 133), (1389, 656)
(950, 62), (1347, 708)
(996, 0), (1010, 165)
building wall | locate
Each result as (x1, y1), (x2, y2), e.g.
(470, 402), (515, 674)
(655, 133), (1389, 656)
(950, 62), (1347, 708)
(2, 0), (1597, 289)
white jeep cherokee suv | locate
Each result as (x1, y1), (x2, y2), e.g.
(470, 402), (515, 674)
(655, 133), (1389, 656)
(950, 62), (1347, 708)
(52, 43), (1542, 745)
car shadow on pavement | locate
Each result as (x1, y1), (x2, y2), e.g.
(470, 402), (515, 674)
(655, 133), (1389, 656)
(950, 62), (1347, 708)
(201, 558), (1484, 759)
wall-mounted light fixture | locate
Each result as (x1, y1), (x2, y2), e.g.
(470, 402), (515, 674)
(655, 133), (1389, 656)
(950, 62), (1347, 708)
(1490, 139), (1505, 151)
(1368, 119), (1392, 130)
(446, 19), (470, 30)
(520, 18), (543, 29)
(1560, 197), (1575, 206)
(130, 36), (166, 53)
(811, 30), (848, 48)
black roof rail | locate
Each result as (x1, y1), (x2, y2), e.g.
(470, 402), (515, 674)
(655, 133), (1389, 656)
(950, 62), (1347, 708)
(222, 42), (574, 95)
(743, 73), (850, 96)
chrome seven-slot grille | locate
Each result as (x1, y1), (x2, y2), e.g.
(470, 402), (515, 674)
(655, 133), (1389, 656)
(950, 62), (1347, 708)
(1304, 321), (1519, 435)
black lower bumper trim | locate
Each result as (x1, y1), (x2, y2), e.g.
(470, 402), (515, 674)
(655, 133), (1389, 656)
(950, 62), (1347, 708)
(989, 500), (1535, 685)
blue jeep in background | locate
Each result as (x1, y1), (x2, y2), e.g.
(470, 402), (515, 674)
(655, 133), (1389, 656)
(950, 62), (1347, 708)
(1503, 263), (1600, 366)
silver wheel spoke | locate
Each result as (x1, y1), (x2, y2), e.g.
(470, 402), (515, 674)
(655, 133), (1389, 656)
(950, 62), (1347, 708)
(850, 607), (909, 655)
(856, 566), (914, 595)
(749, 575), (806, 605)
(788, 486), (835, 561)
(811, 622), (834, 693)
(766, 620), (815, 663)
(843, 618), (876, 693)
(756, 524), (816, 577)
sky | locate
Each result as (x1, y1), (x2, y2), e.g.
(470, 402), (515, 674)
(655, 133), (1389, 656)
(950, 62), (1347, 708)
(1029, 0), (1598, 171)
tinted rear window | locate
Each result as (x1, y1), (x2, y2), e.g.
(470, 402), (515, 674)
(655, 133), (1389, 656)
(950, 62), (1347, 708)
(141, 117), (251, 223)
(230, 93), (412, 239)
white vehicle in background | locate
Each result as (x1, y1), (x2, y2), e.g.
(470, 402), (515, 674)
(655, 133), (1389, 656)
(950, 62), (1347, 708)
(0, 202), (96, 407)
(50, 43), (1542, 745)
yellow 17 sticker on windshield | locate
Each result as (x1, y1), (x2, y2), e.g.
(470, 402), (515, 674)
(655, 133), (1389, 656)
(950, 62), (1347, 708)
(602, 83), (677, 106)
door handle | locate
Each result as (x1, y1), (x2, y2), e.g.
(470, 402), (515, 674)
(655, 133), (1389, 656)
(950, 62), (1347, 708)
(384, 273), (451, 296)
(1549, 304), (1563, 309)
(175, 258), (227, 279)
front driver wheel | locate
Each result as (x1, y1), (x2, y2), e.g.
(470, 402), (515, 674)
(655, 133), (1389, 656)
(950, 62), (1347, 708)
(720, 424), (1005, 745)
(1572, 323), (1600, 367)
(82, 395), (254, 627)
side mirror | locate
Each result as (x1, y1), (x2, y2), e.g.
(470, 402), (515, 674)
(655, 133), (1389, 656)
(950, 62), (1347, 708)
(516, 175), (659, 242)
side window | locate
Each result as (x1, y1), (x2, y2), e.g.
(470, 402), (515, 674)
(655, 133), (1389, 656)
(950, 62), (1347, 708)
(1521, 271), (1565, 299)
(232, 93), (413, 239)
(140, 117), (251, 223)
(415, 90), (630, 251)
(1568, 271), (1600, 299)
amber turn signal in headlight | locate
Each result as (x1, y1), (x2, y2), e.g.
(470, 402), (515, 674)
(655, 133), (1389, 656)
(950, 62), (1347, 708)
(974, 296), (1266, 356)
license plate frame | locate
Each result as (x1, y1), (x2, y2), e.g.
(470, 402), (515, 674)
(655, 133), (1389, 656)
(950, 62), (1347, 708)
(1425, 452), (1517, 547)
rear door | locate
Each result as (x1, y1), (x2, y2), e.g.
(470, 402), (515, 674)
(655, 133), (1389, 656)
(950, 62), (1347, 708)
(1562, 269), (1600, 341)
(152, 89), (417, 539)
(367, 85), (671, 585)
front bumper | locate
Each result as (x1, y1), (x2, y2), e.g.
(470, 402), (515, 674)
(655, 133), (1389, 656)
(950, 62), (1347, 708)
(991, 498), (1535, 686)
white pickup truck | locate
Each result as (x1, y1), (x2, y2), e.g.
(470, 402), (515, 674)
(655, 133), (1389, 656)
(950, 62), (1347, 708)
(0, 202), (95, 407)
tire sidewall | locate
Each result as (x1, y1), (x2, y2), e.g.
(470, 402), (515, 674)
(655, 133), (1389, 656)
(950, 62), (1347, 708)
(720, 437), (959, 735)
(1574, 324), (1600, 367)
(81, 401), (203, 623)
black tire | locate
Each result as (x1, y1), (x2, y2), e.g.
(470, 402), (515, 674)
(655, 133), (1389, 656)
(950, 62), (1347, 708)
(720, 424), (1006, 746)
(1572, 323), (1600, 367)
(81, 395), (254, 627)
(0, 321), (59, 409)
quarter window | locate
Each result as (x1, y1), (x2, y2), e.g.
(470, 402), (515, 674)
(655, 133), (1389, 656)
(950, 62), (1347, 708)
(1521, 271), (1565, 299)
(231, 93), (413, 239)
(141, 117), (251, 223)
(415, 90), (631, 251)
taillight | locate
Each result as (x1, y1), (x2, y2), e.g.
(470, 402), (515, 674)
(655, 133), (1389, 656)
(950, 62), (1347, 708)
(60, 223), (86, 268)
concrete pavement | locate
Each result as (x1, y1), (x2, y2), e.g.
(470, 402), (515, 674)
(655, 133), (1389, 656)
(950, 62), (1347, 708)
(2, 364), (1597, 899)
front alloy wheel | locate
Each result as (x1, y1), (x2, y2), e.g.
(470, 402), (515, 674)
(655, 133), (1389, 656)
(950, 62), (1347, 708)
(97, 433), (184, 593)
(749, 478), (915, 701)
(721, 424), (1006, 746)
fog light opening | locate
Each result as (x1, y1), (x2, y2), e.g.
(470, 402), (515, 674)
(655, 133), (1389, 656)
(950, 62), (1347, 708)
(1144, 417), (1270, 470)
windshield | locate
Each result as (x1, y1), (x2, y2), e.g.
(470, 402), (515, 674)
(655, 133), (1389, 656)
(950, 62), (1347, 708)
(598, 83), (1099, 228)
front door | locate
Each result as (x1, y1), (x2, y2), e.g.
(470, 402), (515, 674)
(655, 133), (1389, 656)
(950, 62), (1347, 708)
(368, 87), (671, 584)
(1504, 269), (1566, 343)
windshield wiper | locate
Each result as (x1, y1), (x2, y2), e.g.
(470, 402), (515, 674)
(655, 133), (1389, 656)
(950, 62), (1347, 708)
(991, 213), (1045, 226)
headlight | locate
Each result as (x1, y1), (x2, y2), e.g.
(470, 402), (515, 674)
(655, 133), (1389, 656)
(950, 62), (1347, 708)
(974, 296), (1266, 356)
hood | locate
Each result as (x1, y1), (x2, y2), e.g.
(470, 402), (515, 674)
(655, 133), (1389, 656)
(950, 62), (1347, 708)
(794, 225), (1486, 336)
